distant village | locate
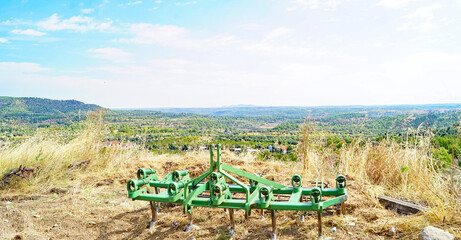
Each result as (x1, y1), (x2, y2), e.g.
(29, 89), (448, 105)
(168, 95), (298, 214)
(198, 145), (291, 154)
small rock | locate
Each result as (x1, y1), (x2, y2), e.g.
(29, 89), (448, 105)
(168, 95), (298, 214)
(50, 188), (67, 194)
(346, 216), (358, 221)
(53, 223), (58, 227)
(331, 227), (337, 233)
(6, 201), (12, 205)
(4, 219), (8, 223)
(390, 227), (396, 235)
(88, 221), (96, 225)
(13, 235), (23, 240)
(419, 226), (454, 240)
(172, 221), (178, 228)
(33, 215), (40, 218)
(348, 222), (355, 226)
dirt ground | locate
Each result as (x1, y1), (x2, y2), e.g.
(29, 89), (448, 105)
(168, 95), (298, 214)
(1, 150), (459, 240)
(2, 180), (455, 240)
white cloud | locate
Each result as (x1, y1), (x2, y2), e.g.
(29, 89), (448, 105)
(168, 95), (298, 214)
(0, 19), (33, 26)
(286, 0), (348, 11)
(37, 13), (112, 32)
(119, 23), (237, 50)
(286, 0), (319, 11)
(0, 62), (49, 72)
(121, 23), (187, 44)
(404, 3), (440, 20)
(0, 38), (8, 43)
(324, 0), (347, 8)
(149, 58), (194, 69)
(379, 53), (461, 102)
(119, 1), (143, 6)
(174, 1), (197, 6)
(127, 1), (143, 6)
(397, 3), (441, 31)
(377, 0), (419, 9)
(242, 43), (311, 57)
(240, 23), (260, 30)
(11, 29), (46, 36)
(92, 65), (152, 75)
(0, 65), (110, 104)
(264, 27), (295, 42)
(240, 27), (331, 57)
(88, 47), (131, 63)
(81, 8), (94, 14)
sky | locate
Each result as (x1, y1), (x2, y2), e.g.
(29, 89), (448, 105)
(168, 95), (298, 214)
(0, 0), (460, 108)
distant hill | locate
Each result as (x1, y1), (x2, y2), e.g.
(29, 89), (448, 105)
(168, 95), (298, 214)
(131, 103), (461, 119)
(0, 96), (104, 123)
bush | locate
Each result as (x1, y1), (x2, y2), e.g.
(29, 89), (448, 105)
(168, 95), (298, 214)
(168, 143), (178, 151)
(182, 144), (188, 151)
(432, 147), (452, 168)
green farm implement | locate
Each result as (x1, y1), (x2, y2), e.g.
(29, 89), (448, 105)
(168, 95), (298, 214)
(127, 144), (347, 239)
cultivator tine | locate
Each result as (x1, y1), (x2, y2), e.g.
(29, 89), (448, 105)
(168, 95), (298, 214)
(149, 201), (157, 229)
(185, 210), (193, 232)
(126, 144), (347, 239)
(336, 204), (341, 216)
(147, 186), (159, 229)
(271, 210), (277, 240)
(154, 187), (160, 214)
(300, 193), (305, 222)
(317, 211), (322, 237)
(229, 208), (235, 237)
(341, 202), (346, 216)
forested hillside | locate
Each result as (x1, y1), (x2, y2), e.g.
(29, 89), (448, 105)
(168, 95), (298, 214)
(0, 96), (104, 123)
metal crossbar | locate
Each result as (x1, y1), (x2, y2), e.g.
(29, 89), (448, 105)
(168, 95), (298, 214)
(127, 144), (347, 239)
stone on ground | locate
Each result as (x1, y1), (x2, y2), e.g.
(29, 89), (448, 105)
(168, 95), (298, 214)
(418, 226), (454, 240)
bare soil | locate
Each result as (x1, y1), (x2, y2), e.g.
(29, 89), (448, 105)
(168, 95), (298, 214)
(1, 181), (447, 240)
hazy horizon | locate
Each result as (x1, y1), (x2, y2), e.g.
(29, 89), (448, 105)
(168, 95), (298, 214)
(3, 95), (461, 110)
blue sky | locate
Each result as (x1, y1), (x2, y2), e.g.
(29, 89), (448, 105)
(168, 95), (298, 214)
(0, 0), (460, 108)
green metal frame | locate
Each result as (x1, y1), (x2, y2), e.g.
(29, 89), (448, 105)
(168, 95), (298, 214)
(127, 144), (347, 239)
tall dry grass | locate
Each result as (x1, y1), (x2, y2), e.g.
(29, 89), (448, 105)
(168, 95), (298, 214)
(0, 113), (137, 191)
(297, 123), (460, 225)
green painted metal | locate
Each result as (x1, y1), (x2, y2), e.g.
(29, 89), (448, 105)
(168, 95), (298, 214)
(221, 164), (286, 189)
(127, 144), (347, 238)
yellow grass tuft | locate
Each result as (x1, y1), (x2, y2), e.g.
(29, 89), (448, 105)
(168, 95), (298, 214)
(296, 123), (460, 228)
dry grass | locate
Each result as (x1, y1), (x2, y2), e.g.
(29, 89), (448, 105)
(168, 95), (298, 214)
(296, 124), (461, 237)
(1, 119), (460, 239)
